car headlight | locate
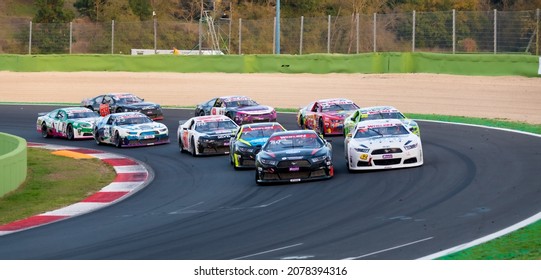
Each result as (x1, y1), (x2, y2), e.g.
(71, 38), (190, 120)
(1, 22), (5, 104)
(78, 123), (91, 128)
(159, 128), (167, 132)
(354, 148), (370, 153)
(260, 158), (278, 165)
(310, 155), (329, 163)
(127, 131), (137, 135)
(237, 146), (254, 153)
(404, 143), (418, 150)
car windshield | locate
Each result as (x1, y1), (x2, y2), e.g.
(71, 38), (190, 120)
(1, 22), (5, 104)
(354, 124), (409, 138)
(264, 133), (323, 152)
(115, 116), (151, 125)
(363, 112), (405, 120)
(116, 95), (143, 104)
(195, 120), (237, 132)
(321, 103), (358, 112)
(240, 125), (284, 140)
(225, 99), (258, 107)
(68, 111), (98, 119)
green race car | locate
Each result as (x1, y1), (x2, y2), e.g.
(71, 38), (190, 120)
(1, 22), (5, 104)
(37, 107), (100, 140)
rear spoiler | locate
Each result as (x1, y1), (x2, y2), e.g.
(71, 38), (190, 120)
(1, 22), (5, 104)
(38, 112), (47, 117)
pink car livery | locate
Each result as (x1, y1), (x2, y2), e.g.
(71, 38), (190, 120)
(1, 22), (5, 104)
(195, 95), (277, 125)
(297, 98), (359, 136)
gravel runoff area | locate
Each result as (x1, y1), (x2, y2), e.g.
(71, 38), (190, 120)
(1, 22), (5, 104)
(1, 72), (540, 124)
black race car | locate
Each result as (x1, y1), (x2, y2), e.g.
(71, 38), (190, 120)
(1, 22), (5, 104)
(81, 93), (163, 120)
(255, 130), (334, 185)
(194, 95), (277, 125)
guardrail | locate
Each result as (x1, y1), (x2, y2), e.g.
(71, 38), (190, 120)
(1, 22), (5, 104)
(0, 133), (27, 197)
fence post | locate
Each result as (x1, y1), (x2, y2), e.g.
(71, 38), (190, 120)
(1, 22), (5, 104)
(198, 18), (202, 55)
(356, 13), (359, 54)
(535, 9), (539, 56)
(28, 21), (32, 55)
(373, 13), (377, 52)
(327, 15), (331, 53)
(238, 18), (242, 55)
(300, 16), (304, 55)
(452, 9), (456, 54)
(69, 22), (73, 54)
(412, 10), (416, 52)
(111, 20), (115, 54)
(494, 9), (497, 54)
(273, 17), (276, 54)
(153, 16), (157, 54)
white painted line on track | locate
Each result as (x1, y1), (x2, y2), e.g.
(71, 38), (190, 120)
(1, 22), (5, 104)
(254, 195), (292, 208)
(343, 237), (434, 260)
(168, 202), (205, 215)
(233, 243), (304, 260)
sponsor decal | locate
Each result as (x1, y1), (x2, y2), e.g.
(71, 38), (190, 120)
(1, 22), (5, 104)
(382, 154), (393, 159)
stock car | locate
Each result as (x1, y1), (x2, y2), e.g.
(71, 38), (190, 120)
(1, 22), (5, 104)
(297, 98), (359, 136)
(194, 95), (277, 125)
(93, 112), (169, 148)
(178, 115), (239, 156)
(255, 130), (334, 185)
(343, 105), (420, 138)
(229, 122), (286, 169)
(81, 93), (164, 120)
(344, 119), (423, 171)
(37, 107), (99, 140)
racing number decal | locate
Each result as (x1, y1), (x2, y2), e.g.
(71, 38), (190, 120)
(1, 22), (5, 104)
(211, 107), (226, 115)
(182, 131), (189, 149)
(360, 154), (368, 160)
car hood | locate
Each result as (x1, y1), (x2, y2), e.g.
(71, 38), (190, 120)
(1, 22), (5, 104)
(261, 147), (327, 159)
(235, 105), (274, 114)
(118, 123), (165, 130)
(323, 110), (356, 119)
(350, 135), (417, 148)
(70, 117), (99, 124)
(243, 137), (269, 147)
(201, 129), (236, 137)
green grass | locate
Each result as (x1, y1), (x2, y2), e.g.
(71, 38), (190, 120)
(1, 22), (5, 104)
(0, 147), (116, 225)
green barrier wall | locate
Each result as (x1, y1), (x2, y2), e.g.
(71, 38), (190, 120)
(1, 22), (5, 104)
(0, 133), (27, 197)
(0, 52), (538, 76)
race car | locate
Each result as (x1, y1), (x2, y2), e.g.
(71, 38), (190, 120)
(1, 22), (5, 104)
(229, 122), (286, 169)
(344, 119), (423, 171)
(255, 130), (334, 185)
(81, 93), (164, 120)
(194, 95), (277, 125)
(178, 115), (239, 156)
(36, 107), (99, 140)
(297, 98), (359, 136)
(93, 112), (169, 147)
(343, 105), (420, 138)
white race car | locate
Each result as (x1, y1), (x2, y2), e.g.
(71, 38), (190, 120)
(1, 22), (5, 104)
(93, 112), (169, 147)
(345, 119), (423, 171)
(177, 115), (239, 156)
(343, 105), (420, 138)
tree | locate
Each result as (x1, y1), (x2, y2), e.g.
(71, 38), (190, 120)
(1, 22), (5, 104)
(33, 0), (75, 54)
(74, 0), (108, 21)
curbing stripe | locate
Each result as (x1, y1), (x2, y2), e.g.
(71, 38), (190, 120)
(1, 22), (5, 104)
(0, 142), (152, 236)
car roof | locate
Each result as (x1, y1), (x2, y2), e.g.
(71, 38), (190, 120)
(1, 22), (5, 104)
(61, 107), (93, 112)
(110, 112), (147, 118)
(316, 98), (355, 105)
(357, 105), (399, 113)
(270, 130), (318, 137)
(219, 95), (251, 102)
(193, 115), (233, 122)
(240, 122), (281, 129)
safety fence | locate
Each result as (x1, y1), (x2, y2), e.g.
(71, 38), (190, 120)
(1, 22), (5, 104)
(0, 9), (539, 55)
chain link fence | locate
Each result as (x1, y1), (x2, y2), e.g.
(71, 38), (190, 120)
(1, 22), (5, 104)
(0, 9), (539, 55)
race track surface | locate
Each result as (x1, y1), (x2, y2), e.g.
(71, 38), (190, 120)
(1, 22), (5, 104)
(0, 105), (540, 259)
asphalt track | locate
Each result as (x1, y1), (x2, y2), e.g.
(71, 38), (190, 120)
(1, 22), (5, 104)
(0, 105), (540, 260)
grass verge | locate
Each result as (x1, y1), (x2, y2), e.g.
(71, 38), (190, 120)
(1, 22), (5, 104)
(0, 147), (116, 225)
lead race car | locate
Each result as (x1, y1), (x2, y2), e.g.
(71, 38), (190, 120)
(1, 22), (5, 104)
(343, 105), (420, 138)
(297, 98), (359, 136)
(93, 112), (169, 147)
(344, 119), (423, 171)
(195, 95), (277, 125)
(178, 115), (239, 156)
(229, 122), (286, 169)
(255, 130), (334, 185)
(37, 107), (99, 140)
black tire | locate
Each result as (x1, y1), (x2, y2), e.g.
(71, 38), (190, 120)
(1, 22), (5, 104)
(41, 123), (50, 138)
(190, 137), (197, 156)
(94, 129), (102, 145)
(178, 136), (185, 153)
(66, 124), (74, 140)
(318, 118), (326, 136)
(299, 117), (305, 129)
(114, 131), (122, 148)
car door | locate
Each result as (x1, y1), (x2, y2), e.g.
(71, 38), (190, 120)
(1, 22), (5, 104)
(210, 98), (226, 115)
(53, 110), (67, 136)
(305, 102), (319, 129)
(181, 119), (194, 150)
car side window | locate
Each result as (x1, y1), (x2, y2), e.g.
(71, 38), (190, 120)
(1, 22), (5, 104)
(56, 111), (65, 119)
(214, 99), (223, 107)
(311, 103), (318, 112)
(188, 120), (195, 130)
(106, 116), (114, 125)
(95, 96), (103, 104)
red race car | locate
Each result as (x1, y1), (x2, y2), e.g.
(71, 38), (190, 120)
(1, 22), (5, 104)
(297, 98), (359, 136)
